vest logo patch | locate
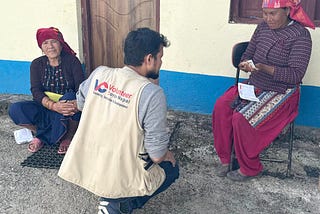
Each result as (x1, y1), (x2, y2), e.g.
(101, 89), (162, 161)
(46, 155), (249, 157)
(93, 79), (133, 108)
(94, 81), (108, 93)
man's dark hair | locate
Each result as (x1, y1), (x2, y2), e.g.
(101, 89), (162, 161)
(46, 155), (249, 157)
(124, 27), (170, 66)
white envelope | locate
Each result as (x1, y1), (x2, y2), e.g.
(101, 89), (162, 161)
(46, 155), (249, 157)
(14, 128), (33, 144)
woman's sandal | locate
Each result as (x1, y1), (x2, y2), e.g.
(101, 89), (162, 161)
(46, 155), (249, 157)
(57, 139), (71, 154)
(226, 170), (262, 182)
(28, 138), (44, 153)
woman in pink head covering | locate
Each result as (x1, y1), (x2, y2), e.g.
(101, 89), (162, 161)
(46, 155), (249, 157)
(212, 0), (314, 181)
(9, 27), (85, 154)
(262, 0), (315, 29)
(36, 27), (76, 55)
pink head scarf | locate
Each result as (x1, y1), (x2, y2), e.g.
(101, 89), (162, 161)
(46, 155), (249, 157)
(36, 27), (76, 55)
(262, 0), (315, 29)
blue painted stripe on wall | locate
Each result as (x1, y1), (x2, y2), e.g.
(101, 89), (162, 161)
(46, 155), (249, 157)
(299, 86), (320, 128)
(159, 69), (234, 114)
(160, 70), (320, 128)
(0, 60), (319, 128)
(0, 59), (31, 94)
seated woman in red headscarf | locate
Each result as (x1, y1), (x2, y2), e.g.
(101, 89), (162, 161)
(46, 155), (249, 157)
(9, 27), (85, 154)
(212, 0), (315, 181)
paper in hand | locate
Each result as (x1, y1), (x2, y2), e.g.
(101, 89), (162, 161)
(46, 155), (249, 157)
(238, 83), (260, 102)
(246, 60), (257, 70)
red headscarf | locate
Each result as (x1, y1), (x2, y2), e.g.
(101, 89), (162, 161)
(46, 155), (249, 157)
(262, 0), (315, 29)
(36, 27), (76, 55)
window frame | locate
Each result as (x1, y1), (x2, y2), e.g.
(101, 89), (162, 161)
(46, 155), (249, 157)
(229, 0), (320, 27)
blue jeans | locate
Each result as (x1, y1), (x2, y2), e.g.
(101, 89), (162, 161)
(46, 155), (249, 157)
(100, 161), (179, 213)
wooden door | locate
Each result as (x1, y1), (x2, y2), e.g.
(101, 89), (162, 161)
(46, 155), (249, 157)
(81, 0), (160, 75)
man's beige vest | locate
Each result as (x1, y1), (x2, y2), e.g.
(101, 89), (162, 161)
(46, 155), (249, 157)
(58, 66), (165, 198)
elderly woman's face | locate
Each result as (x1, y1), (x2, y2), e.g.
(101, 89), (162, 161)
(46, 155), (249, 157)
(41, 39), (62, 59)
(263, 8), (290, 29)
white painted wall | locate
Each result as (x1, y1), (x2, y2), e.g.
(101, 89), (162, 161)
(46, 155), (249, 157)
(0, 0), (82, 62)
(160, 0), (320, 87)
(0, 0), (319, 86)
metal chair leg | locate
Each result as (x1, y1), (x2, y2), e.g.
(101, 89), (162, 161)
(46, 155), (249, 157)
(231, 121), (294, 177)
(230, 143), (240, 171)
(230, 143), (235, 171)
(286, 121), (294, 177)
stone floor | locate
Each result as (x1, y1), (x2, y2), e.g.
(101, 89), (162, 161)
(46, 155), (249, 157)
(0, 94), (319, 214)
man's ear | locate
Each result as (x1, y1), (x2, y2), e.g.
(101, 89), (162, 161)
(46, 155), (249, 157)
(145, 54), (153, 64)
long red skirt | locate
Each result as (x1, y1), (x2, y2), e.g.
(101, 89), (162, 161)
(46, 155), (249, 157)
(212, 85), (299, 176)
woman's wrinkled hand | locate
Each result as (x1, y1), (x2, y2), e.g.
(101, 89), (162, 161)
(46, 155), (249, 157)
(52, 100), (78, 116)
(239, 61), (258, 73)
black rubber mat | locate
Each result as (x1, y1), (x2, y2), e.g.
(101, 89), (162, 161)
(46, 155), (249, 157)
(20, 144), (64, 169)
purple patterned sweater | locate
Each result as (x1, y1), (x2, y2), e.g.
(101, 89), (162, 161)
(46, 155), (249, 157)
(242, 21), (312, 93)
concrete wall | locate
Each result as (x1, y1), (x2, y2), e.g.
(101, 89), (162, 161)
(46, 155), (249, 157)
(159, 0), (320, 128)
(0, 0), (82, 62)
(0, 0), (319, 127)
(159, 0), (320, 86)
(0, 0), (82, 93)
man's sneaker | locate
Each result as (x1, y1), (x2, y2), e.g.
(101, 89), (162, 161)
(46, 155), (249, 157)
(119, 200), (131, 213)
(98, 200), (110, 214)
(98, 199), (133, 214)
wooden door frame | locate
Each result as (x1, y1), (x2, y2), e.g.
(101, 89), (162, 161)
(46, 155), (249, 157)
(80, 0), (92, 76)
(80, 0), (160, 75)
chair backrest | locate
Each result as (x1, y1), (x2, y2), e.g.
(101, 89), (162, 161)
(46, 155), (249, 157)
(232, 41), (249, 84)
(232, 41), (249, 68)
